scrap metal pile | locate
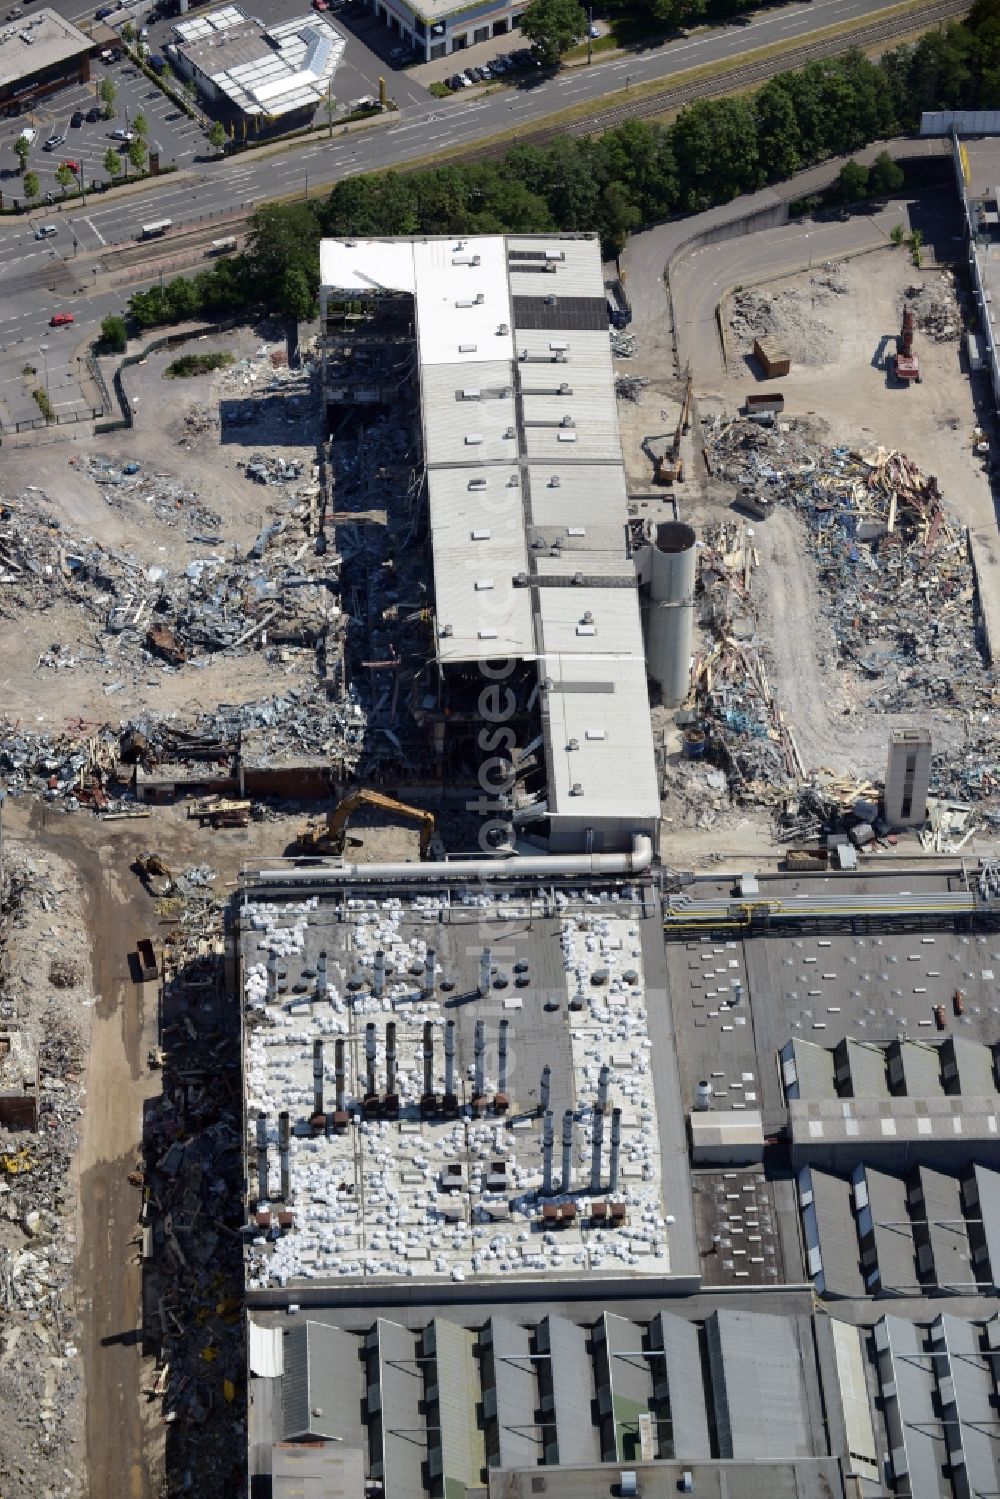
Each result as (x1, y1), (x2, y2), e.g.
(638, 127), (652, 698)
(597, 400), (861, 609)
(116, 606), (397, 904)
(139, 893), (247, 1498)
(706, 419), (991, 717)
(689, 521), (804, 802)
(0, 483), (368, 806)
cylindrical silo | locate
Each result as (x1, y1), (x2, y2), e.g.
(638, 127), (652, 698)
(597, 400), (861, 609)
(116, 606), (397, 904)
(647, 521), (697, 708)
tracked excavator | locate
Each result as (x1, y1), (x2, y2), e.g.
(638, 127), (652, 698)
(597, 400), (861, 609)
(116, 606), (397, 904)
(298, 789), (436, 858)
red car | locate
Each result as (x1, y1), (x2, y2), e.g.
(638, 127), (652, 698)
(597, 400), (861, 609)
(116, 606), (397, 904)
(311, 1), (329, 11)
(49, 312), (74, 327)
(61, 160), (80, 174)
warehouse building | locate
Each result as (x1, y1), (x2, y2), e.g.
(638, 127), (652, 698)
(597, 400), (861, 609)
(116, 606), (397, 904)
(168, 5), (346, 136)
(0, 9), (91, 115)
(248, 1303), (836, 1494)
(319, 234), (660, 855)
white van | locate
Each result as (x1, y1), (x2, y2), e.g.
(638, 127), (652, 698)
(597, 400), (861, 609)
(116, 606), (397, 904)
(17, 126), (36, 145)
(34, 224), (58, 239)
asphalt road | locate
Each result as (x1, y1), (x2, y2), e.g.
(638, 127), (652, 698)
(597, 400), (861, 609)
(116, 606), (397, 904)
(0, 0), (955, 427)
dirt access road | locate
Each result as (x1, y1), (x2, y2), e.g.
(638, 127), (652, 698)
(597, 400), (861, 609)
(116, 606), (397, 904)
(1, 800), (284, 1499)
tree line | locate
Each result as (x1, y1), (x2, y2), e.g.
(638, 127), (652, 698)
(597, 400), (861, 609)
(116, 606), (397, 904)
(128, 0), (1000, 330)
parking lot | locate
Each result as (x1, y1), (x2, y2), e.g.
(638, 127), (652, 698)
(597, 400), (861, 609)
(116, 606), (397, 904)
(0, 53), (204, 201)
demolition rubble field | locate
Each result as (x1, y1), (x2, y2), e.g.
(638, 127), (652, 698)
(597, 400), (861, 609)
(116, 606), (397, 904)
(0, 331), (375, 798)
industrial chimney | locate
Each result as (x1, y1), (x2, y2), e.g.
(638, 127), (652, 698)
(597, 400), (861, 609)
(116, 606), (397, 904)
(609, 1107), (622, 1192)
(373, 949), (386, 998)
(542, 1110), (555, 1196)
(479, 946), (492, 997)
(256, 1114), (269, 1202)
(561, 1109), (574, 1195)
(423, 948), (436, 998)
(590, 1107), (604, 1193)
(278, 1111), (291, 1201)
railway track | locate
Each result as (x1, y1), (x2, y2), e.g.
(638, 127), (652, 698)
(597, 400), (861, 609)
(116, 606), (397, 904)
(442, 0), (970, 164)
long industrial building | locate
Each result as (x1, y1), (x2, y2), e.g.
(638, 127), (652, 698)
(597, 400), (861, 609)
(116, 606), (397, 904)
(319, 234), (667, 854)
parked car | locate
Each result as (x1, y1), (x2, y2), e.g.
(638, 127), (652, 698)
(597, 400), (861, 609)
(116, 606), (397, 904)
(34, 223), (58, 239)
(49, 311), (74, 326)
(148, 52), (166, 72)
(445, 73), (462, 89)
(86, 106), (102, 122)
(95, 4), (113, 16)
(42, 133), (65, 151)
(17, 125), (36, 143)
(389, 44), (410, 59)
(60, 160), (80, 173)
(312, 0), (329, 10)
(109, 127), (135, 141)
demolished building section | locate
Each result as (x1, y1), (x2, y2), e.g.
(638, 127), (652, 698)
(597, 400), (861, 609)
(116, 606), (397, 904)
(319, 235), (660, 854)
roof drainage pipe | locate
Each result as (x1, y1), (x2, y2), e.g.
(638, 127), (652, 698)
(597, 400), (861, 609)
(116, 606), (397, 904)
(252, 834), (654, 885)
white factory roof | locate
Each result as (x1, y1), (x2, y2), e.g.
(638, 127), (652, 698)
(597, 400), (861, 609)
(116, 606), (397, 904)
(540, 655), (659, 822)
(173, 6), (345, 118)
(428, 470), (533, 663)
(0, 7), (90, 86)
(319, 234), (657, 841)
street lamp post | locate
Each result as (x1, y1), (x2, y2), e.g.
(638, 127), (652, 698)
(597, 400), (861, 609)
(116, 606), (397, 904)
(38, 343), (49, 403)
(587, 4), (593, 63)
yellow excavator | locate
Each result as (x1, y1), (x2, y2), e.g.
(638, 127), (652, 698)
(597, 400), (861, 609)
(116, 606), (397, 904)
(299, 789), (436, 858)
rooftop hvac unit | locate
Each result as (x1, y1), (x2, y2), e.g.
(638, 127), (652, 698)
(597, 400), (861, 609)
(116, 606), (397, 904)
(542, 677), (553, 690)
(545, 294), (557, 304)
(468, 478), (487, 491)
(570, 782), (584, 796)
(567, 739), (579, 751)
(476, 292), (485, 304)
(582, 611), (594, 624)
(558, 382), (570, 394)
(620, 1476), (638, 1499)
(504, 427), (516, 439)
(497, 323), (509, 335)
(513, 571), (529, 586)
(573, 572), (584, 585)
(560, 415), (574, 427)
(440, 624), (453, 637)
(549, 475), (560, 487)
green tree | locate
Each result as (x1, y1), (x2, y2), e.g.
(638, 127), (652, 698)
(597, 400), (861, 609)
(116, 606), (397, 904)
(128, 285), (167, 327)
(163, 276), (200, 320)
(208, 120), (227, 156)
(244, 201), (321, 306)
(55, 163), (75, 195)
(754, 77), (802, 181)
(184, 77), (198, 104)
(599, 179), (640, 260)
(120, 19), (135, 42)
(99, 314), (127, 352)
(133, 111), (149, 138)
(869, 150), (904, 195)
(99, 78), (117, 117)
(837, 158), (870, 202)
(22, 170), (39, 202)
(128, 136), (147, 175)
(279, 265), (315, 322)
(14, 134), (30, 175)
(104, 146), (122, 180)
(520, 0), (587, 65)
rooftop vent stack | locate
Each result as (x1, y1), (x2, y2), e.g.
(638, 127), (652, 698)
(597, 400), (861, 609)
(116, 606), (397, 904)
(256, 1114), (269, 1202)
(479, 946), (492, 997)
(498, 1019), (510, 1095)
(597, 1063), (610, 1112)
(373, 948), (386, 998)
(561, 1109), (574, 1195)
(444, 1018), (456, 1099)
(278, 1111), (291, 1201)
(385, 1021), (397, 1097)
(474, 1018), (486, 1098)
(695, 1079), (713, 1111)
(542, 1110), (555, 1196)
(422, 1020), (435, 1098)
(423, 947), (436, 998)
(266, 948), (278, 1003)
(312, 1039), (324, 1117)
(609, 1107), (623, 1192)
(334, 1038), (346, 1112)
(540, 1064), (552, 1115)
(316, 949), (328, 1001)
(365, 1022), (377, 1099)
(591, 1106), (605, 1193)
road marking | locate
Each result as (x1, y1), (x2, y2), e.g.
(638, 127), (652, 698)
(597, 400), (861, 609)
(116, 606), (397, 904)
(84, 216), (106, 246)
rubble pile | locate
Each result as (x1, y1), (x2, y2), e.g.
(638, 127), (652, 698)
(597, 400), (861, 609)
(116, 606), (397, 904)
(686, 522), (803, 805)
(139, 891), (247, 1498)
(0, 851), (91, 1499)
(78, 458), (224, 540)
(900, 274), (961, 341)
(706, 418), (991, 713)
(728, 272), (844, 367)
